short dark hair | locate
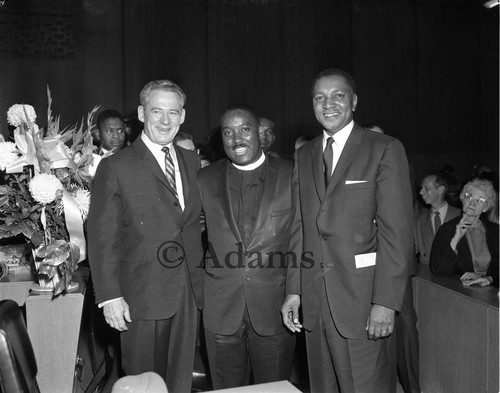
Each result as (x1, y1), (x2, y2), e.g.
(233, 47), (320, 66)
(219, 104), (259, 126)
(311, 68), (356, 96)
(96, 109), (124, 130)
(429, 173), (449, 192)
(174, 131), (194, 142)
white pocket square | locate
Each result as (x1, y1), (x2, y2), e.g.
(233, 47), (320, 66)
(345, 180), (367, 185)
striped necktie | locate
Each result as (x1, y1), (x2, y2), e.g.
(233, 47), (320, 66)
(161, 146), (177, 197)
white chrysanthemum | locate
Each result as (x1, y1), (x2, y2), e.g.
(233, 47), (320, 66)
(0, 142), (18, 170)
(29, 174), (63, 204)
(7, 104), (37, 127)
(72, 188), (91, 220)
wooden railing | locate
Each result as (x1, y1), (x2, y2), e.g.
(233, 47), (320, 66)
(414, 264), (499, 393)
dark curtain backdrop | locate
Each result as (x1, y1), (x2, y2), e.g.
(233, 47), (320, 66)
(0, 0), (497, 184)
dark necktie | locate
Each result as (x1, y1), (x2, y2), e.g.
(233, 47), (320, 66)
(161, 146), (177, 197)
(433, 211), (441, 234)
(323, 136), (334, 185)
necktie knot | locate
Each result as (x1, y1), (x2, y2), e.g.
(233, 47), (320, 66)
(161, 146), (169, 154)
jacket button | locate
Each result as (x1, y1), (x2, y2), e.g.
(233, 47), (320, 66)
(245, 276), (250, 281)
(174, 202), (179, 207)
(322, 235), (327, 241)
(177, 256), (183, 261)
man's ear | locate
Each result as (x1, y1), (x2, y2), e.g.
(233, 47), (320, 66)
(180, 108), (186, 125)
(138, 105), (145, 123)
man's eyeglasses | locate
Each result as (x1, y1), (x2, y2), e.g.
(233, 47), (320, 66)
(464, 192), (487, 205)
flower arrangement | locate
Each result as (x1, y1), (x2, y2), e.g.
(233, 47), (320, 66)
(0, 87), (98, 295)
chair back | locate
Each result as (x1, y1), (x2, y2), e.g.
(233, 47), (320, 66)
(0, 299), (38, 393)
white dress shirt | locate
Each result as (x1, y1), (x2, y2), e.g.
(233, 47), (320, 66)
(322, 120), (354, 176)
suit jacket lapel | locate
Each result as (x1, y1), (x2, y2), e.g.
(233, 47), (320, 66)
(310, 136), (325, 202)
(133, 138), (179, 199)
(324, 124), (362, 198)
(174, 145), (191, 205)
(217, 161), (243, 244)
(247, 158), (278, 249)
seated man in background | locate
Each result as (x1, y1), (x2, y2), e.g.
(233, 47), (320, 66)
(416, 173), (461, 265)
(258, 117), (280, 158)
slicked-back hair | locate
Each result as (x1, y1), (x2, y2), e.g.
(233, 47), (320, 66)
(429, 174), (449, 193)
(96, 109), (124, 130)
(140, 79), (186, 107)
(219, 104), (260, 127)
(311, 68), (356, 96)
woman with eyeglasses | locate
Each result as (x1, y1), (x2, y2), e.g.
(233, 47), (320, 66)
(430, 178), (499, 287)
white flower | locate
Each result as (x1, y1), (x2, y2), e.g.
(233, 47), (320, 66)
(72, 188), (91, 220)
(29, 174), (63, 204)
(0, 142), (18, 170)
(7, 104), (37, 127)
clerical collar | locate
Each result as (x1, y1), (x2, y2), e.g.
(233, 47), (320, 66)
(231, 151), (266, 171)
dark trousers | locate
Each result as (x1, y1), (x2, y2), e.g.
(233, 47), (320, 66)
(305, 283), (396, 393)
(394, 278), (421, 393)
(204, 306), (296, 390)
(120, 285), (198, 393)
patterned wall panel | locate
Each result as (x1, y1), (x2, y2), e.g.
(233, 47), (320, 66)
(0, 10), (75, 59)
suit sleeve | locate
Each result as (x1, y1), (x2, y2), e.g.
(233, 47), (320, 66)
(372, 139), (414, 311)
(286, 152), (302, 295)
(87, 159), (124, 304)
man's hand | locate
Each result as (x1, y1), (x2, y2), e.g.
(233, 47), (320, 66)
(103, 298), (132, 331)
(365, 304), (395, 340)
(280, 294), (302, 333)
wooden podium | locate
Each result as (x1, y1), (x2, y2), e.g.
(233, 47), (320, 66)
(26, 267), (89, 393)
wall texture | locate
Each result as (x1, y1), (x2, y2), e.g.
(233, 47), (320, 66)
(0, 0), (497, 184)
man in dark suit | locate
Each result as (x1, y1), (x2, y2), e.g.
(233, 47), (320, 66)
(198, 105), (297, 389)
(87, 80), (204, 393)
(281, 68), (414, 393)
(416, 173), (461, 265)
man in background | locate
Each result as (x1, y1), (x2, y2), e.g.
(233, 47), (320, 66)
(88, 79), (204, 393)
(174, 131), (197, 152)
(94, 109), (127, 155)
(416, 173), (461, 264)
(89, 109), (127, 177)
(259, 117), (280, 158)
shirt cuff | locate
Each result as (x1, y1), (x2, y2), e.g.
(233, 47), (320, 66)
(98, 297), (123, 308)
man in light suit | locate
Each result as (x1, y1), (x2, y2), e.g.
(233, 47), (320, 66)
(198, 105), (297, 389)
(281, 68), (414, 393)
(87, 80), (203, 393)
(415, 173), (461, 265)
